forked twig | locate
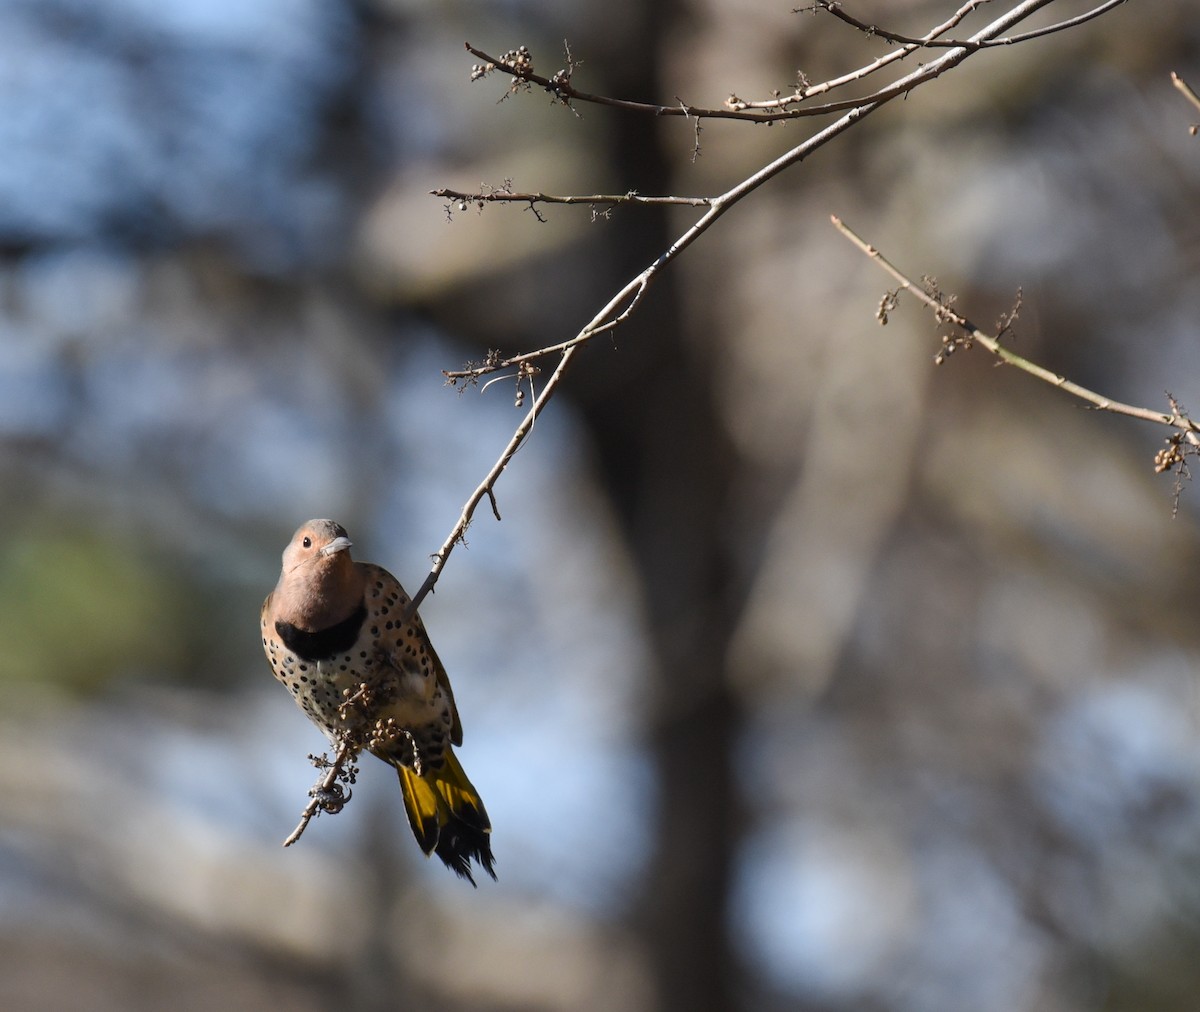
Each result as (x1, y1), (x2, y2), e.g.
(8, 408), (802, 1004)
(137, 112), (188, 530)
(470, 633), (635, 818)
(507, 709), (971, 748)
(819, 0), (1129, 51)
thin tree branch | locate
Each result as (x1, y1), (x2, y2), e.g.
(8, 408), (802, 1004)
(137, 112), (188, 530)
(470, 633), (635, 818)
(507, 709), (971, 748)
(831, 215), (1200, 445)
(1172, 71), (1200, 114)
(1171, 71), (1200, 136)
(432, 187), (712, 208)
(444, 281), (649, 384)
(465, 37), (935, 123)
(730, 0), (984, 112)
(464, 0), (1054, 128)
(819, 0), (1129, 51)
(465, 1), (1121, 123)
(401, 338), (591, 622)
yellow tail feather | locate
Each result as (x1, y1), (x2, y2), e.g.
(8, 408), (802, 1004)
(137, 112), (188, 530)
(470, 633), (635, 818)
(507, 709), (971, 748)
(395, 751), (495, 885)
(396, 764), (441, 854)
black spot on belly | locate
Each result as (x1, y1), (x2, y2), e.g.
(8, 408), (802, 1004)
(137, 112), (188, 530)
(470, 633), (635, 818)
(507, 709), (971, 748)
(276, 603), (367, 661)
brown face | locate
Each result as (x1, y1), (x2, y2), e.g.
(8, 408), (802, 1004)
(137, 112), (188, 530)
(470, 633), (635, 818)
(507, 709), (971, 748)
(282, 519), (354, 575)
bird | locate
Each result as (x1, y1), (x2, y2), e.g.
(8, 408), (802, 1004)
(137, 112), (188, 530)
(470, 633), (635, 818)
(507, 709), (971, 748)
(261, 519), (495, 884)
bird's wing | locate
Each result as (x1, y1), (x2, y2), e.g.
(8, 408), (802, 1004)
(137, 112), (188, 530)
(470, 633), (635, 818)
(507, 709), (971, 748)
(422, 632), (464, 747)
(361, 563), (464, 746)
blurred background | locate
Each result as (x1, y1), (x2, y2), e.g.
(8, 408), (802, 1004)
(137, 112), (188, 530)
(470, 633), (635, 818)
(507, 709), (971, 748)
(1, 0), (1199, 1009)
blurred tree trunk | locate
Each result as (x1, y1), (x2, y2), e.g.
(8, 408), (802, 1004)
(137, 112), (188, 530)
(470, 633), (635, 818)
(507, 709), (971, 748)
(571, 3), (746, 1008)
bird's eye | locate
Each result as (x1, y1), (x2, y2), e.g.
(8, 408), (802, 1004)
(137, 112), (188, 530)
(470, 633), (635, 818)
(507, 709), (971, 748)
(302, 536), (312, 549)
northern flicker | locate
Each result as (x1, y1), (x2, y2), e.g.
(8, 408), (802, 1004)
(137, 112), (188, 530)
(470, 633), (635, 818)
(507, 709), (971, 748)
(261, 519), (495, 884)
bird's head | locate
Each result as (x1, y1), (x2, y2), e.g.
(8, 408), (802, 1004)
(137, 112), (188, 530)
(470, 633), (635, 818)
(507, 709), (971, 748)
(281, 519), (355, 575)
(272, 519), (362, 630)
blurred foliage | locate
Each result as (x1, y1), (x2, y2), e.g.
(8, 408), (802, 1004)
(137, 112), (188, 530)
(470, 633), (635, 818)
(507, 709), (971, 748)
(0, 518), (193, 699)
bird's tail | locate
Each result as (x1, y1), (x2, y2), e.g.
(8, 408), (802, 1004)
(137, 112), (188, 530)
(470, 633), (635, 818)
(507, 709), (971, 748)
(395, 750), (495, 885)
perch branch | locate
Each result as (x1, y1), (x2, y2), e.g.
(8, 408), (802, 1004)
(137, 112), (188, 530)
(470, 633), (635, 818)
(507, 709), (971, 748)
(283, 737), (358, 847)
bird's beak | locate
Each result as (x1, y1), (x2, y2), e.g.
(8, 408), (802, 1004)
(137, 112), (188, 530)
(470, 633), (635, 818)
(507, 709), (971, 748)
(321, 536), (353, 557)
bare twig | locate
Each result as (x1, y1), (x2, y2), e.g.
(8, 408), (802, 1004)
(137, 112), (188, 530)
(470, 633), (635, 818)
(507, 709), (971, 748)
(728, 0), (980, 112)
(432, 187), (712, 209)
(1171, 71), (1200, 136)
(818, 0), (1129, 51)
(464, 1), (1122, 124)
(831, 215), (1200, 447)
(1172, 71), (1200, 113)
(463, 9), (987, 128)
(466, 35), (938, 123)
(402, 339), (590, 623)
(444, 280), (649, 385)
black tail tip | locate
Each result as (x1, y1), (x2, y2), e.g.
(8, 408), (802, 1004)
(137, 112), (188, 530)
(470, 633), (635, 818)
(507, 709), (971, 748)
(435, 824), (497, 887)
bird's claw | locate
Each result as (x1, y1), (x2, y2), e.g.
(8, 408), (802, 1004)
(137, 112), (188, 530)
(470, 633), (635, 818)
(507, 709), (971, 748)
(312, 782), (351, 815)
